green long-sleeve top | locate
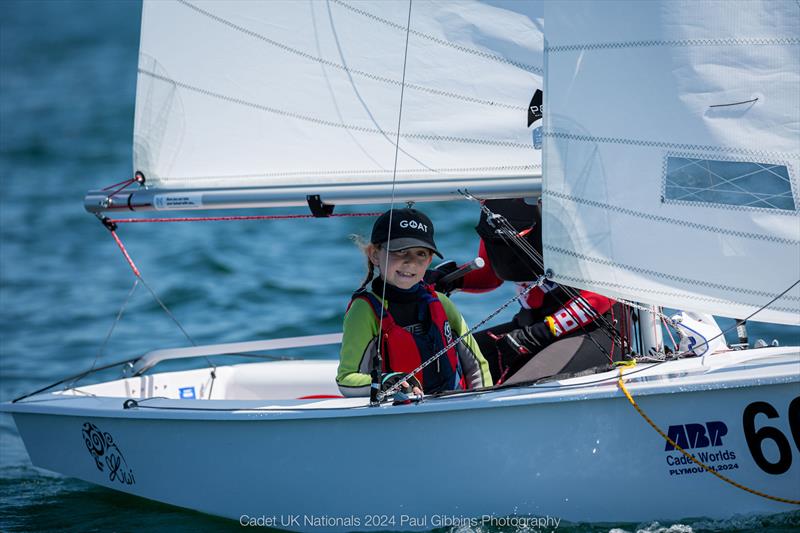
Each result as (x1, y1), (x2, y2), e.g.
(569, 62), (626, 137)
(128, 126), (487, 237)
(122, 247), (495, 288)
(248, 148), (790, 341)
(336, 282), (492, 397)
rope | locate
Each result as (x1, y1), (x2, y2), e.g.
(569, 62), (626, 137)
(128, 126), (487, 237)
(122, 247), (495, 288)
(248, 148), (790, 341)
(370, 0), (414, 407)
(67, 278), (140, 390)
(106, 226), (216, 369)
(108, 212), (382, 224)
(617, 366), (800, 505)
(461, 190), (626, 360)
(379, 274), (545, 400)
(109, 229), (142, 278)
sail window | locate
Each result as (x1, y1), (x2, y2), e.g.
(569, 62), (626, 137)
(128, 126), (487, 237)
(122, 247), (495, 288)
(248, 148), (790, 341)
(664, 156), (796, 211)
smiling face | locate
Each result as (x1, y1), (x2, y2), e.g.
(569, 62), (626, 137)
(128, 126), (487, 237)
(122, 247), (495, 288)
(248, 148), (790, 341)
(370, 246), (434, 290)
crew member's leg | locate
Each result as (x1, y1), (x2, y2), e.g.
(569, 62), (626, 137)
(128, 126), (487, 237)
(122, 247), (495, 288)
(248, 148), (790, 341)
(501, 326), (616, 386)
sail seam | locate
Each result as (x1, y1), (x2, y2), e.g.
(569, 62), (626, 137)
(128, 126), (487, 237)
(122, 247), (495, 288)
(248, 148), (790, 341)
(543, 131), (792, 160)
(331, 0), (542, 74)
(544, 245), (800, 303)
(153, 166), (540, 183)
(543, 190), (800, 245)
(174, 0), (524, 111)
(139, 69), (533, 150)
(552, 275), (799, 315)
(546, 37), (800, 53)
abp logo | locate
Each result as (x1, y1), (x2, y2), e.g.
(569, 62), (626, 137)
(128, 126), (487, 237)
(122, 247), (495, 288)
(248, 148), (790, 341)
(664, 421), (728, 451)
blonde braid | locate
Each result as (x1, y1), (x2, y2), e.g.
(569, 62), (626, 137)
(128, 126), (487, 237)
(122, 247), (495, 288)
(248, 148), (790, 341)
(350, 235), (379, 290)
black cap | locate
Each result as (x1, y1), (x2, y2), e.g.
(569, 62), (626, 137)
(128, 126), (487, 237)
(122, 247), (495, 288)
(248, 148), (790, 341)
(370, 208), (442, 258)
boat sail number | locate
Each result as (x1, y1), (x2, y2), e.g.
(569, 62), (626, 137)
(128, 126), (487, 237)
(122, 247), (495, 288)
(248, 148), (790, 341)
(742, 398), (800, 475)
(664, 398), (800, 478)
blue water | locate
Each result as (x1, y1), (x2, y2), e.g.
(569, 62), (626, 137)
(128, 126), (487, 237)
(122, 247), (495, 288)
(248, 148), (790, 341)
(1, 1), (799, 532)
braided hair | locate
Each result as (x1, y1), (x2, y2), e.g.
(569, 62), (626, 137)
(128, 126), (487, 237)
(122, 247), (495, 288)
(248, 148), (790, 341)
(351, 234), (380, 290)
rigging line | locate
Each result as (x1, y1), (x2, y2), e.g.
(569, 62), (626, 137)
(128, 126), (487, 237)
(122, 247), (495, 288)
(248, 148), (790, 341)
(380, 275), (545, 400)
(463, 191), (623, 352)
(12, 356), (139, 403)
(687, 278), (800, 359)
(104, 224), (216, 372)
(501, 240), (628, 357)
(495, 222), (624, 349)
(491, 224), (620, 363)
(67, 278), (141, 391)
(469, 195), (625, 355)
(324, 0), (435, 173)
(102, 177), (136, 191)
(372, 0), (414, 407)
(136, 276), (198, 348)
(136, 275), (218, 374)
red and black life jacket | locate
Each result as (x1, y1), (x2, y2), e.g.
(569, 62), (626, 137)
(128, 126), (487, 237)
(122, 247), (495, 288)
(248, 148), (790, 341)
(352, 284), (464, 394)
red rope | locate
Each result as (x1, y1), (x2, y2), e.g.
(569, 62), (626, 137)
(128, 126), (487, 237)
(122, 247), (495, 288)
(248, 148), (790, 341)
(102, 178), (138, 199)
(108, 212), (382, 224)
(102, 178), (136, 191)
(109, 230), (141, 278)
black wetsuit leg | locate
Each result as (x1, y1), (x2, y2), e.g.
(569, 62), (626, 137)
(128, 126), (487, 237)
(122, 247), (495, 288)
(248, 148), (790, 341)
(501, 326), (616, 386)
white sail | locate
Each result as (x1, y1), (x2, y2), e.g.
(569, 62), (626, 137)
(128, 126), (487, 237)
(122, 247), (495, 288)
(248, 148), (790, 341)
(542, 0), (800, 325)
(132, 0), (543, 200)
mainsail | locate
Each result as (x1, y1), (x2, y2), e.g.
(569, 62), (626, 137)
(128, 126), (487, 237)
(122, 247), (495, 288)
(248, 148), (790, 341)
(88, 0), (544, 211)
(542, 0), (800, 325)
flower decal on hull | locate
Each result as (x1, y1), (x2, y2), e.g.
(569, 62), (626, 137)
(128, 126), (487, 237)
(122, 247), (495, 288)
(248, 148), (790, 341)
(81, 422), (135, 485)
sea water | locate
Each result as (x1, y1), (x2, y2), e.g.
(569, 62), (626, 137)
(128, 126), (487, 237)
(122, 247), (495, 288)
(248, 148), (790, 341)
(1, 1), (798, 532)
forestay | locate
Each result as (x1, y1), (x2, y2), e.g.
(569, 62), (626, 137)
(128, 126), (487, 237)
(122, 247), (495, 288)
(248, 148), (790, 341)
(131, 0), (543, 206)
(542, 0), (800, 324)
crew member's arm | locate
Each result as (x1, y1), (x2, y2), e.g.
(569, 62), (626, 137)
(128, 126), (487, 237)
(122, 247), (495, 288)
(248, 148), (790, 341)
(501, 289), (616, 360)
(438, 293), (493, 388)
(461, 240), (503, 293)
(546, 290), (615, 336)
(336, 298), (380, 397)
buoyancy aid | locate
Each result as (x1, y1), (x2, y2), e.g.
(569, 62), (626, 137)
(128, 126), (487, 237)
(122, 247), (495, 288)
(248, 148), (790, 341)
(351, 284), (464, 394)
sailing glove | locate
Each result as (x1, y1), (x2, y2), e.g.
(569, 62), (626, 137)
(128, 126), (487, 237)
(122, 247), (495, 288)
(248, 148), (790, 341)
(423, 260), (463, 295)
(496, 321), (555, 366)
(381, 372), (422, 394)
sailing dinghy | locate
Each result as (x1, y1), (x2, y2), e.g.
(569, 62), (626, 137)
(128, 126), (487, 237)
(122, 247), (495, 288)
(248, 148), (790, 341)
(2, 0), (798, 529)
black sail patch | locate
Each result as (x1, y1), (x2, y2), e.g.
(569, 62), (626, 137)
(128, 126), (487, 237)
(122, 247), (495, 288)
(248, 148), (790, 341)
(527, 89), (543, 127)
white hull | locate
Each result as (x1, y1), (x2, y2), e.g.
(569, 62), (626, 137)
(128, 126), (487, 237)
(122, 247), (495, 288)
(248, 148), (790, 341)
(4, 349), (799, 530)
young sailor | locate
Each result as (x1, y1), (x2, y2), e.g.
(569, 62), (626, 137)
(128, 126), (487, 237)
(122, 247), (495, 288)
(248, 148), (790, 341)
(336, 208), (492, 397)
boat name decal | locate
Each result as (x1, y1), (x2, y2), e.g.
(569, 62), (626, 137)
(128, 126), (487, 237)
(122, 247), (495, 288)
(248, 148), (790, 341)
(179, 386), (196, 399)
(663, 420), (738, 477)
(81, 422), (136, 485)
